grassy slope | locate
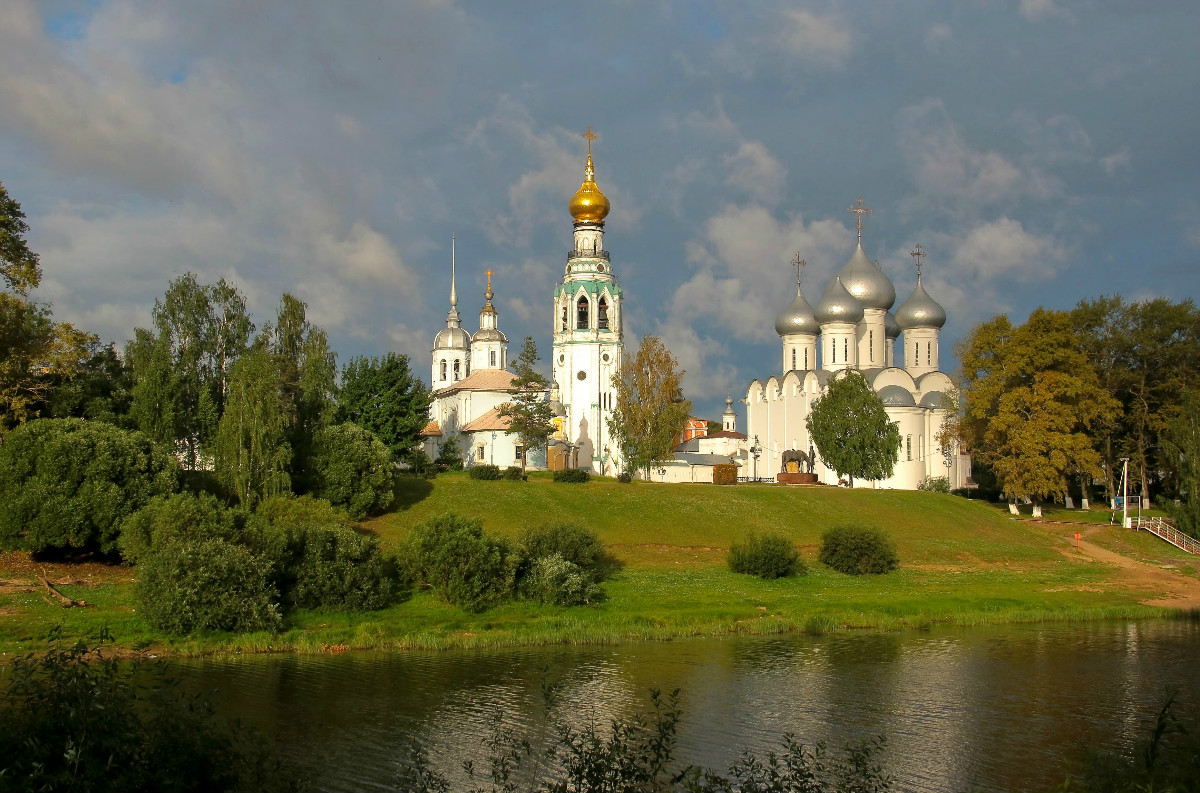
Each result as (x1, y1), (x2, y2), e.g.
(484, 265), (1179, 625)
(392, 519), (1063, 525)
(1, 475), (1191, 658)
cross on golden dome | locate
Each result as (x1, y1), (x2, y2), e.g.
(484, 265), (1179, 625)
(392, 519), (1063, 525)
(583, 126), (597, 156)
(848, 196), (871, 241)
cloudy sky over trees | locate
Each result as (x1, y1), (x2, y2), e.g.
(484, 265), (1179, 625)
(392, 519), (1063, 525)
(3, 0), (1197, 417)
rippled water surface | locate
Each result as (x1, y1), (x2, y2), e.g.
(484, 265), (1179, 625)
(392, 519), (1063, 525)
(167, 620), (1200, 792)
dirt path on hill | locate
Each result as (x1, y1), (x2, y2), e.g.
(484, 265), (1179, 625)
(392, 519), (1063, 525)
(1045, 522), (1200, 610)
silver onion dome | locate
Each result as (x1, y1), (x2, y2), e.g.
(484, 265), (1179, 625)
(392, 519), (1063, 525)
(838, 243), (896, 311)
(814, 275), (865, 325)
(895, 276), (947, 329)
(774, 287), (819, 336)
(878, 385), (917, 407)
(471, 327), (508, 343)
(433, 326), (471, 350)
(885, 310), (901, 339)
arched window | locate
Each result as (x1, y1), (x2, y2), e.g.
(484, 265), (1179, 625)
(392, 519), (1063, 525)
(561, 303), (568, 331)
(490, 350), (496, 367)
(906, 435), (912, 461)
(843, 338), (849, 363)
(927, 342), (932, 366)
(791, 348), (796, 370)
(440, 360), (447, 381)
(577, 296), (589, 329)
(804, 348), (809, 369)
(598, 296), (609, 329)
(869, 330), (874, 362)
(453, 359), (461, 380)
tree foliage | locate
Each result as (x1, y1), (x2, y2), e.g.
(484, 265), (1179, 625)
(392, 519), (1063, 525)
(497, 337), (554, 476)
(0, 178), (40, 296)
(272, 293), (337, 489)
(337, 352), (432, 461)
(819, 524), (899, 575)
(308, 422), (395, 519)
(728, 533), (803, 579)
(0, 294), (94, 433)
(402, 513), (518, 612)
(609, 335), (691, 478)
(0, 418), (179, 554)
(806, 371), (901, 486)
(1161, 390), (1200, 538)
(958, 308), (1120, 504)
(214, 342), (291, 509)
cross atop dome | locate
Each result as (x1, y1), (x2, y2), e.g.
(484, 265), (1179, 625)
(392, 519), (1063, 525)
(848, 197), (871, 241)
(583, 126), (597, 157)
(910, 243), (926, 278)
(791, 253), (806, 289)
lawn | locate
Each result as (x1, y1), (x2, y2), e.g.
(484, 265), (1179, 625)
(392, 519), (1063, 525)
(1, 474), (1192, 659)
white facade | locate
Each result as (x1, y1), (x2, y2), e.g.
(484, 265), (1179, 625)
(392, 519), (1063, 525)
(744, 204), (970, 490)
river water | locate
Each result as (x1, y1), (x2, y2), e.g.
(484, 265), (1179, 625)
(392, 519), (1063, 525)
(168, 619), (1199, 792)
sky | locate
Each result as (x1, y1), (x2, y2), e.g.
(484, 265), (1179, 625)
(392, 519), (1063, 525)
(3, 0), (1199, 421)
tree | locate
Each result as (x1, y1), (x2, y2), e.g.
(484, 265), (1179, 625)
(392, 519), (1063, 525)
(0, 179), (40, 296)
(958, 308), (1120, 506)
(272, 293), (336, 491)
(214, 341), (291, 509)
(806, 371), (901, 486)
(337, 352), (432, 461)
(308, 422), (395, 519)
(497, 337), (554, 476)
(436, 434), (464, 470)
(1161, 390), (1200, 538)
(0, 418), (179, 554)
(42, 341), (133, 426)
(609, 335), (691, 479)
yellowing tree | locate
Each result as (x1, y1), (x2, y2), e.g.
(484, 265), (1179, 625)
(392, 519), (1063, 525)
(609, 335), (690, 479)
(958, 308), (1119, 506)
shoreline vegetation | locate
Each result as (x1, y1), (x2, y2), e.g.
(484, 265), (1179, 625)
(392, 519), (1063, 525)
(2, 474), (1197, 660)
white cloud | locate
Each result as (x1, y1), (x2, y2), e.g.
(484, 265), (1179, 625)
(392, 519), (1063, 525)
(1100, 147), (1131, 177)
(1019, 0), (1069, 22)
(775, 9), (852, 64)
(924, 23), (952, 49)
(949, 217), (1065, 281)
(723, 141), (786, 205)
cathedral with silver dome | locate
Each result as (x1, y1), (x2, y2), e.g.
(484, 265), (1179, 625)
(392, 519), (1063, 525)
(746, 199), (971, 490)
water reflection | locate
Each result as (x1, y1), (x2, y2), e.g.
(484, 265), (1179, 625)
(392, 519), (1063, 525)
(167, 620), (1200, 793)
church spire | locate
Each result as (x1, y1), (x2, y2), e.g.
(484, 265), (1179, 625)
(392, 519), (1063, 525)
(446, 233), (461, 327)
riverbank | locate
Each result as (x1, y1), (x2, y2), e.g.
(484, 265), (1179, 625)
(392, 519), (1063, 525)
(2, 475), (1197, 659)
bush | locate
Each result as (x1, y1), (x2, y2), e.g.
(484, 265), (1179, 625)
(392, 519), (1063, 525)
(617, 471), (633, 484)
(917, 475), (951, 493)
(713, 464), (738, 485)
(0, 638), (301, 793)
(502, 466), (524, 480)
(522, 553), (603, 606)
(136, 537), (282, 634)
(403, 513), (518, 612)
(469, 464), (501, 480)
(553, 467), (591, 483)
(520, 522), (607, 576)
(0, 418), (179, 554)
(435, 435), (464, 471)
(308, 423), (395, 519)
(249, 495), (400, 612)
(819, 524), (899, 575)
(119, 492), (243, 565)
(728, 533), (803, 579)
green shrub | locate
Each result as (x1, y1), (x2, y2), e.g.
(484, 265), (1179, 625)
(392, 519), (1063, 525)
(522, 553), (603, 605)
(713, 464), (738, 485)
(617, 471), (633, 484)
(0, 418), (179, 554)
(469, 464), (501, 480)
(917, 475), (951, 493)
(553, 468), (590, 483)
(819, 524), (899, 575)
(502, 466), (524, 480)
(308, 423), (395, 519)
(136, 537), (282, 634)
(728, 533), (803, 579)
(520, 522), (607, 577)
(0, 638), (301, 793)
(249, 495), (400, 611)
(119, 492), (243, 565)
(403, 513), (518, 612)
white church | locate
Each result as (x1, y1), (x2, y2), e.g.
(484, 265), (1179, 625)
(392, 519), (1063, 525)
(745, 200), (971, 490)
(420, 134), (624, 474)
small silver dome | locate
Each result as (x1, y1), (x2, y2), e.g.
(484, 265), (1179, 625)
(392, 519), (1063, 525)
(774, 288), (819, 336)
(878, 385), (917, 407)
(433, 326), (471, 350)
(885, 310), (901, 339)
(895, 276), (947, 329)
(471, 328), (508, 344)
(919, 391), (946, 409)
(813, 276), (865, 325)
(839, 243), (896, 311)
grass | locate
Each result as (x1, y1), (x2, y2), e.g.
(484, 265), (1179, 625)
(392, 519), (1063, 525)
(1, 474), (1193, 660)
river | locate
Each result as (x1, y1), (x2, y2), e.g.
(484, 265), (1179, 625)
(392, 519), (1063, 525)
(168, 619), (1199, 792)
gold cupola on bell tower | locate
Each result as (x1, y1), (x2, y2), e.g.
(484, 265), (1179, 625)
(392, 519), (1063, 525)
(568, 127), (610, 224)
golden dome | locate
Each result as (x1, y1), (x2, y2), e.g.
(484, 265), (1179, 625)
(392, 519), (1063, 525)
(568, 153), (610, 223)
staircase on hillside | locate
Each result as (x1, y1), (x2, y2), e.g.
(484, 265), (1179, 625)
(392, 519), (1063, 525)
(1132, 516), (1200, 555)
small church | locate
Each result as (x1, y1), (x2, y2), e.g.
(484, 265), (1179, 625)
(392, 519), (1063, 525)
(745, 200), (971, 490)
(420, 131), (625, 474)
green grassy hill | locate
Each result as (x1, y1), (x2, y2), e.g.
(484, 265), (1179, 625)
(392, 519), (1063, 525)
(2, 474), (1193, 658)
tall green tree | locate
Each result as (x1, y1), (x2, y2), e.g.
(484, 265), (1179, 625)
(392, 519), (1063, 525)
(958, 308), (1119, 506)
(214, 341), (291, 508)
(806, 371), (901, 487)
(272, 294), (336, 490)
(337, 352), (432, 461)
(497, 337), (554, 476)
(1161, 390), (1200, 539)
(0, 179), (40, 297)
(609, 335), (691, 479)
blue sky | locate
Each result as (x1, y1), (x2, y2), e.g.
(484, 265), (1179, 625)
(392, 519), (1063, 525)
(3, 0), (1198, 420)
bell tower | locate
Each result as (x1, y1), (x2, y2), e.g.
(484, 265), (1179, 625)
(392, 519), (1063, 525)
(552, 128), (623, 473)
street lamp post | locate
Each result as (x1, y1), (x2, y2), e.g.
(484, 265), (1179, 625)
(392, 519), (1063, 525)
(1119, 457), (1130, 528)
(490, 431), (496, 466)
(750, 435), (762, 482)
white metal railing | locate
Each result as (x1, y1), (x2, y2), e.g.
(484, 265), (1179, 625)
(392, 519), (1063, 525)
(1133, 516), (1200, 555)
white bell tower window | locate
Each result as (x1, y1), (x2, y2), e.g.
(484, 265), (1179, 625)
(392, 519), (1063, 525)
(453, 359), (461, 380)
(577, 296), (589, 329)
(440, 360), (447, 381)
(598, 296), (609, 329)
